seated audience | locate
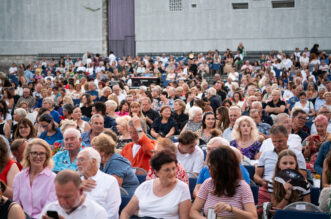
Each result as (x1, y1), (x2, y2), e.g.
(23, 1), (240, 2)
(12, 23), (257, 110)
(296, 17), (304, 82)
(39, 113), (63, 146)
(176, 131), (204, 175)
(151, 106), (177, 138)
(116, 116), (133, 150)
(41, 170), (107, 218)
(13, 138), (56, 218)
(81, 114), (104, 147)
(121, 150), (191, 219)
(77, 147), (121, 219)
(190, 147), (257, 219)
(10, 139), (27, 170)
(13, 118), (36, 140)
(121, 116), (155, 172)
(91, 133), (139, 196)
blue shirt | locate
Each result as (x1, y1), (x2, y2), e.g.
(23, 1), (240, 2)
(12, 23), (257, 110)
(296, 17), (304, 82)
(314, 141), (331, 175)
(314, 97), (326, 111)
(24, 70), (34, 84)
(196, 164), (250, 185)
(101, 153), (139, 196)
(81, 130), (92, 147)
(52, 148), (82, 172)
(50, 110), (61, 124)
(287, 96), (299, 110)
(40, 128), (63, 146)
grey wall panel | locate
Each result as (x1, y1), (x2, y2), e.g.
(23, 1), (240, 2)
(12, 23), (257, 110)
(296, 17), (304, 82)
(135, 0), (331, 54)
(0, 0), (103, 55)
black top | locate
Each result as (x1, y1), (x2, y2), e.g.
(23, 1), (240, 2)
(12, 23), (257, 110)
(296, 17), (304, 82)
(292, 129), (309, 142)
(0, 197), (15, 219)
(266, 99), (286, 115)
(142, 108), (160, 127)
(152, 117), (177, 137)
(171, 112), (188, 134)
(81, 105), (92, 118)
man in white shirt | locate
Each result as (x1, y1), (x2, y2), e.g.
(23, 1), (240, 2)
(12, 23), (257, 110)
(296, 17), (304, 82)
(259, 113), (302, 153)
(176, 131), (204, 176)
(77, 148), (121, 219)
(112, 84), (126, 103)
(222, 106), (241, 142)
(40, 170), (107, 219)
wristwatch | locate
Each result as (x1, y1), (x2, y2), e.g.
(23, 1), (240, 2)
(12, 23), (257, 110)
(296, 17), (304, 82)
(136, 128), (143, 132)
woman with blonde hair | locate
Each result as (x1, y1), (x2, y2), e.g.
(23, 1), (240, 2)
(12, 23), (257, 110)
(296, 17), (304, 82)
(116, 116), (132, 150)
(230, 116), (261, 160)
(91, 133), (139, 196)
(105, 100), (118, 118)
(13, 138), (56, 218)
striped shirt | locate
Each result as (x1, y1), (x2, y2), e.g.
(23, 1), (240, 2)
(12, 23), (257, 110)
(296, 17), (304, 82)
(197, 178), (254, 217)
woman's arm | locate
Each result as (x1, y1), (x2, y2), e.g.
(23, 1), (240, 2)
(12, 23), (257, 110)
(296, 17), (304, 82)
(150, 128), (160, 138)
(193, 184), (201, 199)
(180, 124), (187, 135)
(271, 181), (293, 209)
(178, 199), (191, 219)
(190, 197), (206, 219)
(302, 193), (311, 202)
(165, 127), (175, 138)
(120, 195), (139, 219)
(215, 202), (257, 219)
(322, 159), (330, 188)
(8, 203), (26, 219)
(4, 163), (20, 199)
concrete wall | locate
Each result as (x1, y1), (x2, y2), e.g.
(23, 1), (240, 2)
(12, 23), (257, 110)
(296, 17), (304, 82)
(135, 0), (331, 54)
(0, 0), (104, 55)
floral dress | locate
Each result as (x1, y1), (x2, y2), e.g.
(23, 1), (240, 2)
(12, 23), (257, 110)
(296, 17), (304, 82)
(230, 140), (261, 160)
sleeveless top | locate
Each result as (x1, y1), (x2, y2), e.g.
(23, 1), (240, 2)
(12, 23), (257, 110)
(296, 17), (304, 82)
(0, 159), (16, 184)
(0, 197), (16, 219)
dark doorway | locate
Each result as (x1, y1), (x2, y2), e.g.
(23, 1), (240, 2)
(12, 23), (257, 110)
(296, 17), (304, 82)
(108, 0), (135, 57)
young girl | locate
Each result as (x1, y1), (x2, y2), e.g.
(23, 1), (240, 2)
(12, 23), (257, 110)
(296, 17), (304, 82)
(270, 150), (311, 209)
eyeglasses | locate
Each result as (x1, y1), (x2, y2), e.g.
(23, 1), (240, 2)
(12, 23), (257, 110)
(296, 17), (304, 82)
(30, 151), (47, 158)
(320, 111), (330, 114)
(297, 116), (307, 120)
(41, 123), (49, 128)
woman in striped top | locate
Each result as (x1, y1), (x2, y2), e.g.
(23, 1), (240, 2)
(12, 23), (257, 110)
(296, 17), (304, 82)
(190, 146), (257, 219)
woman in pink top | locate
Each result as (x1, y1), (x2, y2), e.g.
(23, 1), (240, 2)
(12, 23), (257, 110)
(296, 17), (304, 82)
(190, 147), (257, 219)
(115, 100), (130, 117)
(13, 138), (57, 219)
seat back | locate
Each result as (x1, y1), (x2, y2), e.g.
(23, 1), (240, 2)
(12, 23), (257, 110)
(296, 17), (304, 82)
(119, 195), (131, 214)
(250, 185), (259, 205)
(189, 177), (197, 199)
(310, 187), (321, 206)
(244, 165), (255, 180)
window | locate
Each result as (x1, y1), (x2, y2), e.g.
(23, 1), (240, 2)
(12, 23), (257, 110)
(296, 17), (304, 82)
(232, 3), (249, 10)
(169, 0), (182, 11)
(272, 0), (295, 8)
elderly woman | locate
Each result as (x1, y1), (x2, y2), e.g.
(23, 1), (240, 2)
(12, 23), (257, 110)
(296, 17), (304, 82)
(0, 137), (20, 200)
(172, 99), (189, 134)
(39, 113), (63, 146)
(230, 116), (261, 160)
(181, 106), (203, 134)
(105, 100), (118, 118)
(13, 118), (36, 140)
(303, 115), (329, 171)
(13, 138), (57, 218)
(293, 92), (315, 118)
(116, 116), (132, 150)
(91, 133), (139, 196)
(72, 106), (91, 133)
(121, 150), (191, 219)
(146, 138), (189, 185)
(151, 106), (177, 138)
(190, 147), (257, 219)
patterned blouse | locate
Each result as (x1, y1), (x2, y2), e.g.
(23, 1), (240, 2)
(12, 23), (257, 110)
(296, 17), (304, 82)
(146, 162), (189, 185)
(230, 140), (261, 160)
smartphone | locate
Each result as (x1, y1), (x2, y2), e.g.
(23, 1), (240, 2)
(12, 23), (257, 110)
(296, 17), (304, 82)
(47, 210), (59, 219)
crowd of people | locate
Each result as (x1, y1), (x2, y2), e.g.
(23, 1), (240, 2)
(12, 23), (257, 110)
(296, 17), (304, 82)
(0, 42), (331, 218)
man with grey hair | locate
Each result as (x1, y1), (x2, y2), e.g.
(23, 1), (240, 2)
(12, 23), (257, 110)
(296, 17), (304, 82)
(251, 101), (273, 125)
(81, 114), (104, 147)
(121, 115), (155, 172)
(207, 87), (221, 113)
(112, 84), (126, 103)
(259, 113), (302, 154)
(99, 86), (112, 102)
(192, 137), (250, 198)
(52, 128), (83, 172)
(265, 89), (286, 119)
(222, 106), (241, 142)
(77, 148), (121, 219)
